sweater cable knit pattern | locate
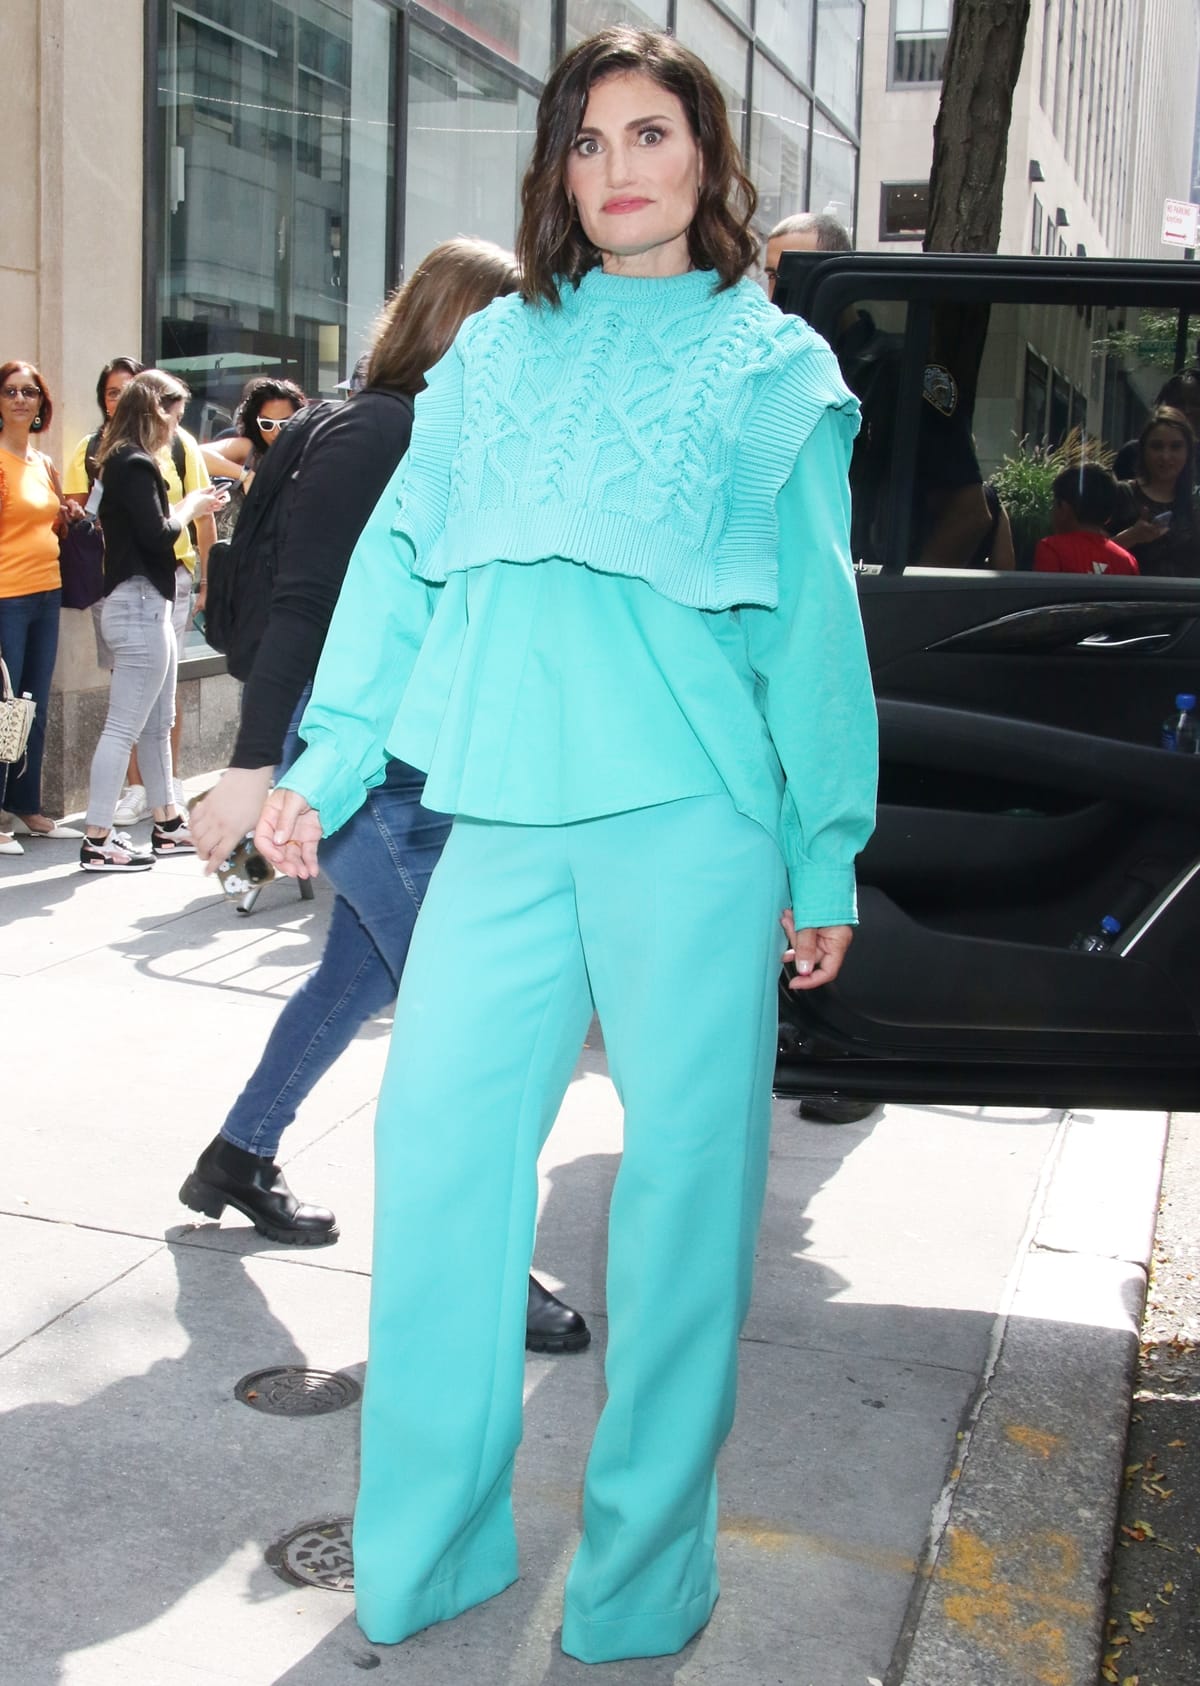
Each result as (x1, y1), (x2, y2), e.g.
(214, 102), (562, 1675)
(392, 267), (859, 612)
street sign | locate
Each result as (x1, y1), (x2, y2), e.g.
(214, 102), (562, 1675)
(1162, 198), (1200, 247)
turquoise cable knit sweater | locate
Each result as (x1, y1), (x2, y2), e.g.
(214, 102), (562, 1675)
(283, 266), (879, 926)
(394, 266), (856, 609)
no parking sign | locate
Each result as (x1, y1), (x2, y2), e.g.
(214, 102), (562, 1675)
(1161, 198), (1200, 248)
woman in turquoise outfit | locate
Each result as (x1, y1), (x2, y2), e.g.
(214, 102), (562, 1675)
(258, 26), (878, 1665)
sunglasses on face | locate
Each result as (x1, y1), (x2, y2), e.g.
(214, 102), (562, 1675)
(2, 386), (41, 401)
(257, 416), (290, 434)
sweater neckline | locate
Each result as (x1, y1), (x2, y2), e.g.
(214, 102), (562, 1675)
(570, 266), (722, 312)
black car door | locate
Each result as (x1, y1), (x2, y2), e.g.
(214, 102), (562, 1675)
(774, 252), (1200, 1109)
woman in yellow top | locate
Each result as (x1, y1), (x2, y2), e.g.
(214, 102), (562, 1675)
(0, 361), (85, 853)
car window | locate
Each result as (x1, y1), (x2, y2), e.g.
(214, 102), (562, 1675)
(811, 275), (1200, 586)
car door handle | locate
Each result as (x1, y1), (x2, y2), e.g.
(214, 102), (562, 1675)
(1077, 631), (1174, 650)
(929, 598), (1199, 653)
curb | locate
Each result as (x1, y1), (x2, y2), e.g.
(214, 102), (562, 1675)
(893, 1107), (1169, 1686)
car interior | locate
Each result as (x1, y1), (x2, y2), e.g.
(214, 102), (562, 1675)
(774, 252), (1200, 1108)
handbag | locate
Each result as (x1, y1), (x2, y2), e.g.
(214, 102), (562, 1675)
(57, 515), (106, 609)
(0, 657), (36, 767)
(46, 456), (106, 609)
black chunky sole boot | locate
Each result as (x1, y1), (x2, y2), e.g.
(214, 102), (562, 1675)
(179, 1135), (339, 1246)
(526, 1275), (590, 1353)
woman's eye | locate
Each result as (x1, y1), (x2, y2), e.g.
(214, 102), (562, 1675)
(638, 126), (665, 145)
(572, 136), (600, 156)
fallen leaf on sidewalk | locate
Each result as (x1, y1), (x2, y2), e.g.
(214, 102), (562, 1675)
(1128, 1608), (1155, 1633)
(1121, 1520), (1156, 1542)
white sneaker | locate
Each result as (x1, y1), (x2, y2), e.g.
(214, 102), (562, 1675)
(113, 784), (150, 825)
(80, 829), (155, 872)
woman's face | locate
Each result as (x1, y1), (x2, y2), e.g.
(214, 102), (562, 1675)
(564, 71), (701, 279)
(0, 365), (42, 434)
(104, 368), (136, 418)
(256, 398), (298, 447)
(1143, 423), (1190, 487)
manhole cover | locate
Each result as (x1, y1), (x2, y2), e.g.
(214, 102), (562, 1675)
(234, 1366), (361, 1416)
(267, 1517), (354, 1591)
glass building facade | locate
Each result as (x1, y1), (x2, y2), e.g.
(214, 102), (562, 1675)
(147, 0), (861, 424)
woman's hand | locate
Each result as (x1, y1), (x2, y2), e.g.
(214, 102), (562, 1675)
(190, 767), (275, 873)
(1116, 517), (1167, 547)
(255, 786), (323, 879)
(174, 485), (228, 526)
(62, 497), (86, 523)
(780, 911), (853, 990)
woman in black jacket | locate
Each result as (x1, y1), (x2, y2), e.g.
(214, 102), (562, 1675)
(80, 372), (224, 871)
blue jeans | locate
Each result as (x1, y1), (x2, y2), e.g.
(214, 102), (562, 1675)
(0, 588), (61, 816)
(85, 578), (177, 827)
(219, 754), (452, 1159)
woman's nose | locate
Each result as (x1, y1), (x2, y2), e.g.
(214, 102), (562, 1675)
(605, 144), (636, 186)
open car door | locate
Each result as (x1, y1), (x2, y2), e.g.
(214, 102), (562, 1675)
(773, 252), (1200, 1109)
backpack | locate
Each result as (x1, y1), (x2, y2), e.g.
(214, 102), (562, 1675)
(203, 401), (339, 681)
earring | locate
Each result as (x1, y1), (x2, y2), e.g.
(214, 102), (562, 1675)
(31, 412), (43, 432)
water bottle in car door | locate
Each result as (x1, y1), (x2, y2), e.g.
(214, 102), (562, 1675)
(1069, 914), (1122, 954)
(1161, 693), (1198, 751)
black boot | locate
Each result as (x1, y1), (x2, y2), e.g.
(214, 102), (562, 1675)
(179, 1136), (339, 1246)
(526, 1275), (590, 1354)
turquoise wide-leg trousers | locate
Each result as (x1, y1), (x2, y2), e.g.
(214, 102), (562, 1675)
(352, 792), (788, 1663)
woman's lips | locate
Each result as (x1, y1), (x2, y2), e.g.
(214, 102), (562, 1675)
(602, 198), (651, 214)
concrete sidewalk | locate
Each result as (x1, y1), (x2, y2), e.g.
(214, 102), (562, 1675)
(0, 817), (1166, 1686)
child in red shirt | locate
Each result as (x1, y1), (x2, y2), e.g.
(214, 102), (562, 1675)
(1034, 464), (1138, 575)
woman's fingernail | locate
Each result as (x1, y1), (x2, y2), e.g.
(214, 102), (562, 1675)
(796, 961), (813, 975)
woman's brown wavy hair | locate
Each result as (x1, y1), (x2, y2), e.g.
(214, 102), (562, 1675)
(367, 237), (520, 395)
(517, 27), (758, 306)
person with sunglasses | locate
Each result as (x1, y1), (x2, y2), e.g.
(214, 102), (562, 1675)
(0, 360), (87, 853)
(201, 376), (306, 510)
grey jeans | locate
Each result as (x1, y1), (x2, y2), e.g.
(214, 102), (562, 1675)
(85, 575), (178, 828)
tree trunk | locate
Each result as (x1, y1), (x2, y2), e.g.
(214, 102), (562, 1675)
(924, 0), (1032, 254)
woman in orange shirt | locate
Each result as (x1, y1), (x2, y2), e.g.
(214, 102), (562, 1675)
(0, 362), (85, 853)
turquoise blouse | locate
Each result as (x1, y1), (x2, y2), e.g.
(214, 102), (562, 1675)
(281, 409), (877, 930)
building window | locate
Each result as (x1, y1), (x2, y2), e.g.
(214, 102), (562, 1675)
(756, 0), (815, 84)
(565, 0), (669, 49)
(437, 1), (555, 79)
(1031, 195), (1043, 254)
(879, 180), (929, 240)
(750, 56), (811, 233)
(892, 0), (951, 84)
(675, 0), (750, 133)
(812, 120), (857, 231)
(816, 0), (863, 131)
(152, 0), (397, 415)
(403, 24), (536, 273)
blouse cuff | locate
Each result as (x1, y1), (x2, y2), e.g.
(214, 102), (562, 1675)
(276, 740), (368, 838)
(786, 859), (859, 929)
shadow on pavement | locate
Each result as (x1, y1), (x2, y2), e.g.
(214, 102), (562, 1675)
(1, 1108), (1129, 1686)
